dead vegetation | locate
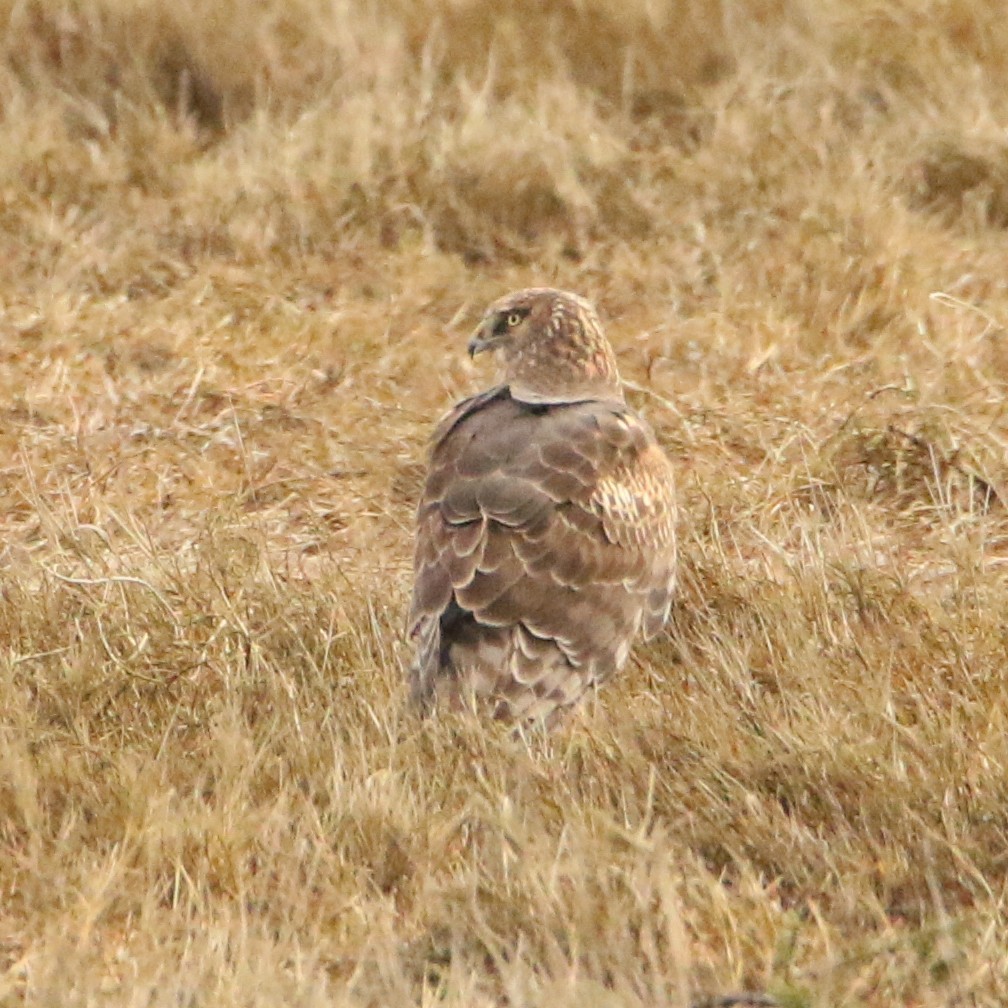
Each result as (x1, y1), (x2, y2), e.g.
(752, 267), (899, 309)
(1, 0), (1008, 1005)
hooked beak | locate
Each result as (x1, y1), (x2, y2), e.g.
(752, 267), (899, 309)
(467, 319), (498, 358)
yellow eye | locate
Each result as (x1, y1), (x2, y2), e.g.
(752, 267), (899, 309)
(506, 312), (524, 327)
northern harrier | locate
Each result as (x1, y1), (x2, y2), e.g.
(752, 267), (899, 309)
(407, 288), (677, 725)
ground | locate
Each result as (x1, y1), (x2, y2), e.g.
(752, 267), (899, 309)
(1, 1), (1008, 1005)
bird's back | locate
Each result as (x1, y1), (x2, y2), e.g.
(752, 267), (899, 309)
(408, 386), (676, 724)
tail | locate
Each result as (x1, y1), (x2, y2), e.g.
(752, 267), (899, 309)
(408, 600), (471, 711)
(407, 617), (440, 711)
(409, 602), (585, 726)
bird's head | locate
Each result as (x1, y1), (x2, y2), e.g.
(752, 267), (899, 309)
(467, 288), (623, 405)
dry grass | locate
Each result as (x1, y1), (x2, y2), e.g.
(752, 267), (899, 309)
(2, 0), (1008, 1004)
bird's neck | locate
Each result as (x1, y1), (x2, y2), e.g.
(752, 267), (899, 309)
(505, 345), (623, 404)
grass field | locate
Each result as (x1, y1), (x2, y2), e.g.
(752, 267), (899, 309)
(2, 1), (1008, 1004)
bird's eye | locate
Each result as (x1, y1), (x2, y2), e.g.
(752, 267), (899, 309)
(506, 312), (524, 327)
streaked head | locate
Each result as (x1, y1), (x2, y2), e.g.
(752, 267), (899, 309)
(467, 288), (623, 404)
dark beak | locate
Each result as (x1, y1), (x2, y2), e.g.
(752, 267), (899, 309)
(467, 320), (496, 358)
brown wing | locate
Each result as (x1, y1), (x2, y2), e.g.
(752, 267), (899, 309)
(407, 388), (676, 720)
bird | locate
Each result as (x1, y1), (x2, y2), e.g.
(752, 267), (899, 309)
(406, 287), (677, 726)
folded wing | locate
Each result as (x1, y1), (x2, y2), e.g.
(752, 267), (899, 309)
(408, 388), (676, 722)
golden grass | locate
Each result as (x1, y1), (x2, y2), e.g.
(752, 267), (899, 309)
(2, 0), (1008, 1004)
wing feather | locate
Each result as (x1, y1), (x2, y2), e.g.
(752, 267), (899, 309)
(408, 387), (677, 720)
